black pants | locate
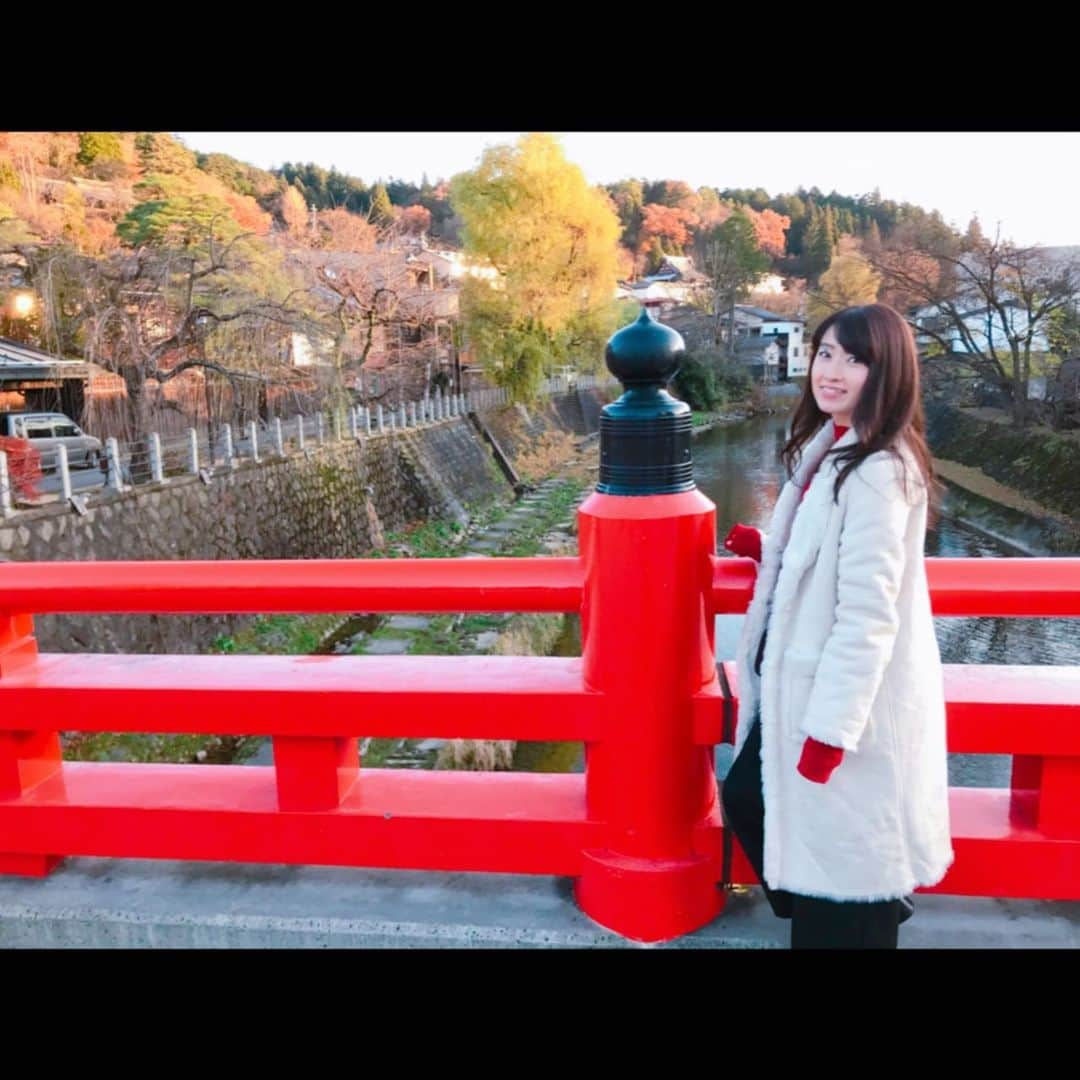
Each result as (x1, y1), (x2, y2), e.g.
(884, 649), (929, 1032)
(720, 717), (905, 949)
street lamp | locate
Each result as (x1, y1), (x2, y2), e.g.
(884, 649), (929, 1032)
(3, 290), (37, 344)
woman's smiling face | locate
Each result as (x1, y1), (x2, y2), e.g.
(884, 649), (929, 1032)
(811, 325), (869, 427)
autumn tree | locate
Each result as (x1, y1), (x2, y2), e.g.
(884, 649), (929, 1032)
(0, 135), (119, 250)
(695, 211), (769, 348)
(196, 152), (283, 205)
(412, 177), (456, 240)
(451, 132), (623, 399)
(314, 207), (376, 252)
(298, 248), (446, 410)
(745, 207), (790, 258)
(695, 187), (731, 231)
(638, 203), (699, 260)
(280, 184), (309, 239)
(807, 240), (882, 329)
(134, 132), (197, 176)
(222, 190), (272, 235)
(866, 224), (1080, 425)
(396, 204), (432, 236)
(77, 132), (123, 168)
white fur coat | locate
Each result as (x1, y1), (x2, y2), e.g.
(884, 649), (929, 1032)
(732, 421), (954, 900)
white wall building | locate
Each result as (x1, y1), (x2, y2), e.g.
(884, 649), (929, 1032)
(912, 301), (1051, 355)
(723, 305), (808, 379)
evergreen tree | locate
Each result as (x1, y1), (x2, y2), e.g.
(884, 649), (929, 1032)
(369, 183), (394, 227)
(134, 132), (196, 175)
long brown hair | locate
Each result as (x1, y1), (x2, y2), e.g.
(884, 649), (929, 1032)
(781, 303), (942, 522)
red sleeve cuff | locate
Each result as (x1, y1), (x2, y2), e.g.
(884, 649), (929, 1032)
(797, 737), (845, 784)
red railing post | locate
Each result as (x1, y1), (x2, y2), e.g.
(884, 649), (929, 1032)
(0, 611), (64, 876)
(273, 736), (360, 811)
(918, 559), (1080, 861)
(573, 306), (723, 942)
(1011, 754), (1080, 839)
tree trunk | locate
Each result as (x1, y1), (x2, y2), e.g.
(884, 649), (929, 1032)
(122, 368), (149, 442)
(205, 369), (217, 464)
(1011, 345), (1028, 427)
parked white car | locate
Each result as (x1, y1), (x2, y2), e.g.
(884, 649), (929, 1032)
(0, 411), (103, 469)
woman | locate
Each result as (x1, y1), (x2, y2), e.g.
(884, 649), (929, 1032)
(720, 303), (954, 949)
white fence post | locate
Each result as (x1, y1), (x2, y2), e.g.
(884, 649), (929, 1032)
(149, 433), (164, 483)
(188, 428), (199, 474)
(275, 417), (285, 456)
(57, 443), (73, 500)
(106, 437), (123, 490)
(223, 423), (235, 468)
(248, 421), (259, 463)
(0, 451), (13, 516)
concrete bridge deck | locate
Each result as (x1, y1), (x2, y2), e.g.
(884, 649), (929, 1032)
(1, 857), (1076, 948)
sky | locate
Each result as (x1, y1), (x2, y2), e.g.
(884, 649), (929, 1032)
(175, 131), (1080, 248)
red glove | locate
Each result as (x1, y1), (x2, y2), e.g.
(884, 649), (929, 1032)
(723, 523), (762, 561)
(797, 737), (845, 783)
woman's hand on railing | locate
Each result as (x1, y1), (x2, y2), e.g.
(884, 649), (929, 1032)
(723, 523), (762, 562)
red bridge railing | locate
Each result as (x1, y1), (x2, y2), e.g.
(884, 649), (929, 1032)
(2, 549), (1078, 942)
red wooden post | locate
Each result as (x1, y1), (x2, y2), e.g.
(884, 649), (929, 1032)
(572, 306), (723, 942)
(273, 736), (359, 811)
(0, 611), (64, 876)
(1011, 754), (1080, 838)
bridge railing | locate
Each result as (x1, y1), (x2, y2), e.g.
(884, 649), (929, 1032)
(2, 553), (1078, 942)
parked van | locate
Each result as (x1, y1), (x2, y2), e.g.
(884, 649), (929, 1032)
(0, 412), (103, 469)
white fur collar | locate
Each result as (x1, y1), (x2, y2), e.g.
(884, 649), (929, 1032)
(732, 421), (859, 755)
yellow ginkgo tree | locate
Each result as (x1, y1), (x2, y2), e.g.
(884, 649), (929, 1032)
(451, 133), (626, 400)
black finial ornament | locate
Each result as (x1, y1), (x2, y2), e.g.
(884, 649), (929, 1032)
(597, 305), (694, 495)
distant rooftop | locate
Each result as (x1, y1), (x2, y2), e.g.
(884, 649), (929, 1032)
(736, 305), (801, 322)
(0, 336), (88, 381)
